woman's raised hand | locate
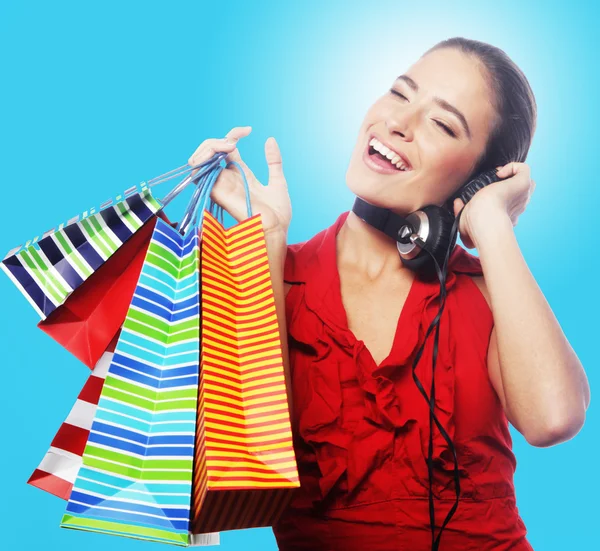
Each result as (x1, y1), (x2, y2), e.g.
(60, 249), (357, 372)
(187, 126), (292, 237)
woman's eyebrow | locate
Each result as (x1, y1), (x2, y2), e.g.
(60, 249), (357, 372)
(395, 75), (472, 139)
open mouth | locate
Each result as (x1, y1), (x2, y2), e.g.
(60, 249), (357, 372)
(368, 145), (404, 170)
(364, 140), (412, 174)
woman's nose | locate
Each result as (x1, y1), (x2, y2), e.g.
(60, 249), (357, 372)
(385, 105), (419, 140)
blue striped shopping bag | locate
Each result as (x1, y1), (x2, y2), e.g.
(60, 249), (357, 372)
(60, 216), (203, 546)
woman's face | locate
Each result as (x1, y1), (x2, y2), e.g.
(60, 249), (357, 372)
(346, 47), (499, 214)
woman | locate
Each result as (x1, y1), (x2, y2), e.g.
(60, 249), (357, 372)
(188, 37), (590, 551)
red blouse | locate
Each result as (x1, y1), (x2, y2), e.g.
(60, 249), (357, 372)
(272, 211), (534, 551)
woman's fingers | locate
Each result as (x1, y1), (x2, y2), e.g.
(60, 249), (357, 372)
(223, 147), (261, 193)
(185, 126), (284, 223)
(265, 137), (287, 189)
(187, 126), (252, 177)
(209, 169), (254, 223)
(188, 138), (234, 173)
(453, 197), (465, 218)
(224, 126), (252, 144)
(222, 136), (287, 195)
(496, 161), (529, 179)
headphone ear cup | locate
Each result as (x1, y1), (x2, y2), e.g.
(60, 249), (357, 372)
(400, 205), (457, 281)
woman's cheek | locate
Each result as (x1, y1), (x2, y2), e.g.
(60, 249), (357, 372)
(419, 146), (473, 202)
(430, 141), (472, 175)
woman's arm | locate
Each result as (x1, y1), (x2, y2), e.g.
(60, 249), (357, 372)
(265, 230), (294, 422)
(471, 213), (590, 448)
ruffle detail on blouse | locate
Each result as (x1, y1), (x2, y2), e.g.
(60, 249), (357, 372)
(284, 211), (486, 503)
(289, 316), (351, 501)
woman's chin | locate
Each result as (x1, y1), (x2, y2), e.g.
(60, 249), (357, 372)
(345, 177), (404, 205)
(345, 164), (415, 199)
(345, 177), (422, 214)
(345, 184), (392, 210)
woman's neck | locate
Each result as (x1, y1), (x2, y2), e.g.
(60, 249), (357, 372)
(336, 210), (410, 280)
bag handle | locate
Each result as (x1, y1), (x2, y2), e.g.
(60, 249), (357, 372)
(178, 157), (252, 235)
(143, 150), (253, 235)
(155, 153), (226, 207)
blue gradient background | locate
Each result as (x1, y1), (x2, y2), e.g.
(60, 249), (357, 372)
(0, 1), (596, 549)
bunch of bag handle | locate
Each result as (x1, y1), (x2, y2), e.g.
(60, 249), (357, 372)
(144, 154), (252, 236)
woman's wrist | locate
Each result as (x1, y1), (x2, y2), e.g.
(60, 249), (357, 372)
(265, 227), (288, 248)
(264, 227), (288, 270)
(469, 207), (513, 251)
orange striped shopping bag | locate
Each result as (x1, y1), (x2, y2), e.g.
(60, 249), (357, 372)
(191, 211), (300, 534)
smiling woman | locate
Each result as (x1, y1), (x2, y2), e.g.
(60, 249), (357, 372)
(187, 35), (588, 551)
(344, 40), (533, 215)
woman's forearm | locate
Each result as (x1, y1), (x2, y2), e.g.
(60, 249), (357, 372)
(472, 213), (589, 445)
(264, 229), (294, 421)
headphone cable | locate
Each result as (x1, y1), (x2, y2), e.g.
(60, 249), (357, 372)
(408, 206), (465, 551)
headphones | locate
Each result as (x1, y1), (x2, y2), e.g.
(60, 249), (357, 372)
(351, 167), (501, 281)
(350, 167), (502, 551)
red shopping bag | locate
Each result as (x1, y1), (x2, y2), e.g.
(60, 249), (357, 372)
(38, 212), (175, 368)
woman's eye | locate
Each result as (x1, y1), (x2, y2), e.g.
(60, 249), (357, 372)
(435, 120), (456, 137)
(390, 89), (408, 101)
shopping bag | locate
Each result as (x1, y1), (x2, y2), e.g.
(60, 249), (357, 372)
(28, 331), (121, 499)
(1, 184), (162, 319)
(3, 155), (225, 368)
(190, 211), (300, 534)
(37, 213), (164, 368)
(1, 154), (225, 321)
(60, 215), (203, 546)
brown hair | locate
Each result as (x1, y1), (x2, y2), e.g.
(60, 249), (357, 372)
(423, 37), (537, 207)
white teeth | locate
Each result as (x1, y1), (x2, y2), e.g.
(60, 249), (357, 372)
(369, 137), (410, 171)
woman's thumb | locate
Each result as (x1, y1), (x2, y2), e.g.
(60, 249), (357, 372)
(265, 137), (286, 187)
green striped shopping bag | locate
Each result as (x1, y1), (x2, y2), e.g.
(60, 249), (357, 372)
(60, 216), (202, 546)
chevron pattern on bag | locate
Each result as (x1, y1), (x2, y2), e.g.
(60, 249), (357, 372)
(192, 212), (299, 534)
(60, 218), (200, 547)
(1, 187), (162, 319)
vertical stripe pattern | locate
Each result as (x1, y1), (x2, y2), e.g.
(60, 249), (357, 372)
(1, 188), (162, 319)
(28, 338), (119, 500)
(61, 218), (200, 547)
(191, 212), (299, 535)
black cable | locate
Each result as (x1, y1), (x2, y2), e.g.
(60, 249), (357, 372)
(409, 206), (465, 551)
